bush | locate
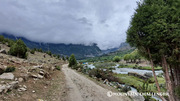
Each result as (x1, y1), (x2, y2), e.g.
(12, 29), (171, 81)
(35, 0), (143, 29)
(56, 66), (61, 71)
(5, 66), (16, 72)
(0, 35), (4, 42)
(175, 86), (180, 98)
(88, 68), (119, 82)
(68, 54), (77, 67)
(47, 51), (52, 56)
(30, 49), (35, 54)
(88, 68), (102, 78)
(9, 39), (28, 58)
(38, 48), (43, 52)
(120, 85), (131, 92)
(72, 64), (83, 70)
(113, 56), (121, 62)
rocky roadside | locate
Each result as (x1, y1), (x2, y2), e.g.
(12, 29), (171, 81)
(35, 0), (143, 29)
(0, 47), (66, 101)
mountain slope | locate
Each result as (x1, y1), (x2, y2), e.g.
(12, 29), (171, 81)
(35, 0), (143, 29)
(0, 33), (101, 59)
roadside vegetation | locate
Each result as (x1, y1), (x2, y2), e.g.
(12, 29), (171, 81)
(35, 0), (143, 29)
(118, 64), (162, 70)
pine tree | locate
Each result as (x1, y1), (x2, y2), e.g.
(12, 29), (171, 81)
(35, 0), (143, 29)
(126, 0), (180, 100)
(68, 54), (77, 67)
(9, 39), (27, 58)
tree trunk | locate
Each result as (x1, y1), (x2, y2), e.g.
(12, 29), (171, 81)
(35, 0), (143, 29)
(162, 55), (175, 101)
(147, 48), (166, 101)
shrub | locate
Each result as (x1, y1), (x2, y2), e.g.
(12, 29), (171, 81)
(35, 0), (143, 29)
(56, 66), (61, 71)
(38, 48), (43, 52)
(62, 56), (66, 61)
(0, 35), (4, 42)
(47, 51), (52, 56)
(72, 64), (83, 70)
(9, 39), (28, 58)
(5, 66), (16, 72)
(88, 68), (119, 82)
(120, 85), (131, 92)
(30, 49), (35, 54)
(113, 56), (121, 62)
(88, 68), (102, 78)
(7, 40), (15, 47)
(68, 54), (77, 67)
(175, 86), (180, 98)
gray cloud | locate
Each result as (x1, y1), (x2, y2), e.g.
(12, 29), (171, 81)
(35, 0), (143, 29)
(0, 0), (139, 50)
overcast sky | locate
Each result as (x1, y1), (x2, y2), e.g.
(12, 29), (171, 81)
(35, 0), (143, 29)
(0, 0), (139, 50)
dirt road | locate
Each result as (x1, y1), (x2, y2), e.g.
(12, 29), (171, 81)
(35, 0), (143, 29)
(62, 64), (131, 101)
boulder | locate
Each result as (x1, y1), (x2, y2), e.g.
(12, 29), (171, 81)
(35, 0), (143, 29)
(0, 49), (6, 54)
(37, 74), (43, 79)
(18, 77), (24, 82)
(144, 72), (153, 78)
(0, 73), (14, 80)
(127, 91), (145, 101)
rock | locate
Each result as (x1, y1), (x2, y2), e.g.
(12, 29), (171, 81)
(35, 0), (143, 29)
(18, 87), (27, 92)
(23, 85), (27, 89)
(0, 85), (6, 93)
(50, 66), (55, 71)
(18, 78), (24, 82)
(37, 74), (43, 79)
(0, 81), (18, 93)
(29, 73), (38, 78)
(0, 49), (6, 54)
(0, 68), (4, 75)
(0, 81), (5, 84)
(19, 73), (29, 81)
(0, 73), (14, 80)
(144, 72), (153, 78)
(127, 91), (145, 101)
(39, 70), (44, 75)
(32, 90), (36, 93)
(77, 68), (81, 72)
(9, 81), (19, 89)
(103, 79), (108, 84)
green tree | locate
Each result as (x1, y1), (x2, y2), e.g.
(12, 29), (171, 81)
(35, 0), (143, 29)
(62, 56), (65, 61)
(66, 56), (69, 61)
(9, 39), (28, 58)
(0, 35), (4, 42)
(126, 0), (180, 100)
(113, 56), (121, 62)
(68, 54), (77, 67)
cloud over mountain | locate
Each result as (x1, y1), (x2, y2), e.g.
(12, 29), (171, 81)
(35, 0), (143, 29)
(0, 0), (139, 49)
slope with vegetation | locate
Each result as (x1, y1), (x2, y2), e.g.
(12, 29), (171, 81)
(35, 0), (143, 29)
(0, 37), (67, 101)
(1, 33), (101, 59)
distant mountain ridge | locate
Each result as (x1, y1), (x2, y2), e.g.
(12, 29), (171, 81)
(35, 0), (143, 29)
(0, 33), (101, 59)
(0, 33), (132, 59)
(101, 42), (132, 54)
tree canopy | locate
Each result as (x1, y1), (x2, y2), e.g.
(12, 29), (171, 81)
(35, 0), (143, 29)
(126, 0), (180, 100)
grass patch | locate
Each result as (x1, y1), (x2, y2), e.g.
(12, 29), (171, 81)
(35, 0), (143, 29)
(93, 62), (116, 69)
(115, 74), (166, 92)
(5, 66), (16, 72)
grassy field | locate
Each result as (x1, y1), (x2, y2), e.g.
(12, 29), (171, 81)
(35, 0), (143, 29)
(115, 74), (166, 92)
